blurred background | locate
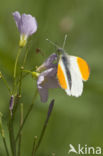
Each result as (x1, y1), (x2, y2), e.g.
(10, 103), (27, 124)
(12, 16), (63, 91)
(0, 0), (103, 155)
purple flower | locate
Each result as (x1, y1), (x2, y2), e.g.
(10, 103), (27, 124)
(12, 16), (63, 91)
(36, 53), (59, 103)
(36, 53), (57, 72)
(13, 11), (37, 47)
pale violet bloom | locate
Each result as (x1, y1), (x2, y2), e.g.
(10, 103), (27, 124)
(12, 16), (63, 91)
(36, 53), (57, 72)
(36, 53), (59, 103)
(13, 11), (37, 47)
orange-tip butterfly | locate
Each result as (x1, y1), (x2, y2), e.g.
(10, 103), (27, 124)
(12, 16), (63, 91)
(46, 35), (90, 97)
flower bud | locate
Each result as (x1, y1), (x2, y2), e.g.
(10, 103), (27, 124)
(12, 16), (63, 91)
(19, 34), (27, 47)
(32, 72), (40, 79)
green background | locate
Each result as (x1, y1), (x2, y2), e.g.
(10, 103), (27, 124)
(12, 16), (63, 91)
(0, 0), (103, 155)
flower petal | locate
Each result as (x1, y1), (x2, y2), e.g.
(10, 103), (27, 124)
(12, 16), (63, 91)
(40, 67), (57, 78)
(13, 11), (37, 37)
(44, 53), (57, 69)
(19, 14), (37, 36)
(12, 11), (21, 27)
(37, 67), (59, 102)
(38, 85), (48, 103)
(36, 53), (57, 72)
(46, 77), (59, 88)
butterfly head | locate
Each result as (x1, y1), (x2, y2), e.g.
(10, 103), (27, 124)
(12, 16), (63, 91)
(57, 47), (65, 53)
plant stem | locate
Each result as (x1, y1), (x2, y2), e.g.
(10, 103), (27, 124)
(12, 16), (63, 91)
(1, 74), (11, 95)
(8, 113), (16, 156)
(8, 46), (22, 156)
(31, 136), (37, 156)
(0, 113), (10, 156)
(13, 47), (22, 94)
(8, 95), (20, 156)
(15, 89), (38, 143)
(18, 40), (31, 96)
(18, 71), (23, 96)
(22, 44), (30, 67)
(2, 137), (10, 156)
(33, 99), (55, 155)
(14, 48), (22, 79)
(10, 39), (31, 155)
(18, 103), (23, 156)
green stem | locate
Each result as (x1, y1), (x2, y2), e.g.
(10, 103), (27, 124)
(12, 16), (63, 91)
(18, 40), (31, 96)
(2, 137), (10, 156)
(14, 48), (22, 79)
(13, 47), (22, 94)
(8, 95), (21, 156)
(0, 113), (10, 156)
(18, 103), (23, 156)
(1, 74), (11, 95)
(22, 70), (32, 74)
(8, 113), (16, 156)
(22, 45), (29, 67)
(18, 71), (23, 96)
(31, 136), (37, 156)
(9, 47), (23, 156)
(8, 95), (20, 156)
(33, 100), (55, 155)
(15, 89), (38, 143)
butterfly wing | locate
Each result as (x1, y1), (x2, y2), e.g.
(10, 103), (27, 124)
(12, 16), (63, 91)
(57, 56), (71, 96)
(57, 53), (90, 97)
(66, 55), (83, 97)
(68, 55), (90, 81)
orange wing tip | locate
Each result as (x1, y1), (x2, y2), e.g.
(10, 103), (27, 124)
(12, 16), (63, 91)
(57, 63), (67, 89)
(77, 57), (90, 81)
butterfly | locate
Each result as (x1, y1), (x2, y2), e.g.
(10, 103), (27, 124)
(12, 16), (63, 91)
(46, 35), (90, 97)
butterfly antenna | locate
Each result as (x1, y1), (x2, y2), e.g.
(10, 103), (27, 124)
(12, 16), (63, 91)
(46, 38), (60, 49)
(62, 34), (68, 49)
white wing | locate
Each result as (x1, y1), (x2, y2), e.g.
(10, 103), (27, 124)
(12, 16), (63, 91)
(58, 58), (71, 96)
(65, 54), (83, 97)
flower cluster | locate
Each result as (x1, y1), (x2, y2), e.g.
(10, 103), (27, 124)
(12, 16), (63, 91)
(13, 11), (60, 103)
(0, 10), (60, 156)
